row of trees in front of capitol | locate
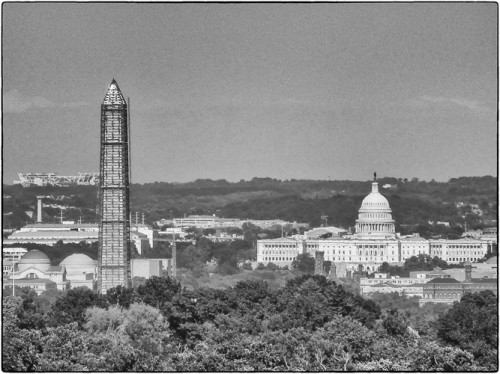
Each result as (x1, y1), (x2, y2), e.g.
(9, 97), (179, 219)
(3, 273), (497, 371)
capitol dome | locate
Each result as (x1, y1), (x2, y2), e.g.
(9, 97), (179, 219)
(18, 249), (51, 272)
(355, 182), (395, 239)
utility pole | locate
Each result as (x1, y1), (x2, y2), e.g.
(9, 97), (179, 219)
(11, 254), (15, 296)
(171, 233), (177, 277)
(321, 215), (328, 227)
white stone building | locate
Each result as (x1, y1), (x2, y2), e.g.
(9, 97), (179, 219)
(256, 182), (493, 274)
(3, 249), (69, 294)
(60, 253), (97, 290)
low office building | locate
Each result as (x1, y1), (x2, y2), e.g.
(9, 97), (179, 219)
(204, 233), (245, 243)
(131, 258), (172, 279)
(420, 264), (497, 306)
(4, 223), (158, 251)
(419, 277), (497, 306)
(361, 281), (425, 298)
(173, 215), (241, 229)
(360, 272), (428, 297)
(4, 223), (99, 245)
(3, 247), (28, 277)
(3, 247), (28, 261)
(131, 231), (150, 255)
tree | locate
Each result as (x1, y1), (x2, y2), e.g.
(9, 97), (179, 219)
(119, 303), (171, 355)
(404, 254), (435, 272)
(382, 308), (410, 338)
(105, 284), (137, 308)
(176, 244), (207, 276)
(411, 341), (486, 371)
(135, 276), (182, 311)
(291, 253), (315, 273)
(85, 305), (124, 333)
(264, 262), (279, 271)
(36, 322), (89, 371)
(47, 287), (106, 328)
(2, 296), (42, 371)
(437, 290), (497, 367)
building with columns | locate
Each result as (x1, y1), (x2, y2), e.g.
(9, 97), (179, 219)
(354, 182), (395, 239)
(256, 182), (494, 275)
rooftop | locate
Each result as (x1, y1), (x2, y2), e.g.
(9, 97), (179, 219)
(23, 223), (98, 229)
(60, 253), (95, 266)
(469, 278), (497, 283)
(427, 278), (461, 284)
(20, 249), (49, 262)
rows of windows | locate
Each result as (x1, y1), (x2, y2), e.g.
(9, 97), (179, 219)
(424, 292), (461, 299)
(263, 244), (297, 249)
(447, 244), (482, 249)
(448, 257), (481, 262)
(261, 250), (297, 255)
(263, 256), (296, 262)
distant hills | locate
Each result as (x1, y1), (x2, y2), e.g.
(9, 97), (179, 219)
(2, 176), (497, 236)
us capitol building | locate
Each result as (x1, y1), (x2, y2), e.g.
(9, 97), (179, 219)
(256, 181), (495, 275)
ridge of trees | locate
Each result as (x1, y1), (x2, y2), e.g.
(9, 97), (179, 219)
(3, 176), (496, 235)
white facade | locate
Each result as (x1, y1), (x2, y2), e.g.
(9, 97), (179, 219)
(60, 253), (97, 290)
(130, 224), (158, 248)
(256, 182), (493, 273)
(429, 239), (490, 263)
(355, 183), (395, 239)
(131, 259), (162, 279)
(173, 215), (241, 228)
(256, 238), (304, 267)
(3, 247), (28, 261)
(5, 250), (69, 292)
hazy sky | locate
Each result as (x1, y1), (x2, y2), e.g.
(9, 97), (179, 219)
(3, 3), (497, 184)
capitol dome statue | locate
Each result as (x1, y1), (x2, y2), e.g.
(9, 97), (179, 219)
(355, 181), (396, 239)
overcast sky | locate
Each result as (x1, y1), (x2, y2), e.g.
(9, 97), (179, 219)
(2, 3), (497, 184)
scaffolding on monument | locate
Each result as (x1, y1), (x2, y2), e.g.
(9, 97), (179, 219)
(98, 80), (131, 293)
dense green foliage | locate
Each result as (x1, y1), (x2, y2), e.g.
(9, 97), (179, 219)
(377, 254), (465, 278)
(3, 275), (496, 371)
(437, 291), (498, 368)
(291, 252), (316, 273)
(3, 176), (496, 238)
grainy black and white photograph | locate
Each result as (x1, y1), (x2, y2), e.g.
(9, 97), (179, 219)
(2, 2), (498, 371)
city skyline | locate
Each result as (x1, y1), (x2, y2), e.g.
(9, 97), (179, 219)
(3, 3), (497, 184)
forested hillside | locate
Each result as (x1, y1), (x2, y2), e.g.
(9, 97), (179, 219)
(3, 176), (496, 236)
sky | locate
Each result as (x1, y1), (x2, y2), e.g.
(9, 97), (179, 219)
(2, 3), (498, 184)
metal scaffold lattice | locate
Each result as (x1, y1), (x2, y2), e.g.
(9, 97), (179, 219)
(98, 80), (131, 293)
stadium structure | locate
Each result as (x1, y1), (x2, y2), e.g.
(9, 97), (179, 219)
(15, 172), (99, 187)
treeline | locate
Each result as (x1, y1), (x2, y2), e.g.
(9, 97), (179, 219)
(3, 175), (496, 230)
(3, 275), (497, 371)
